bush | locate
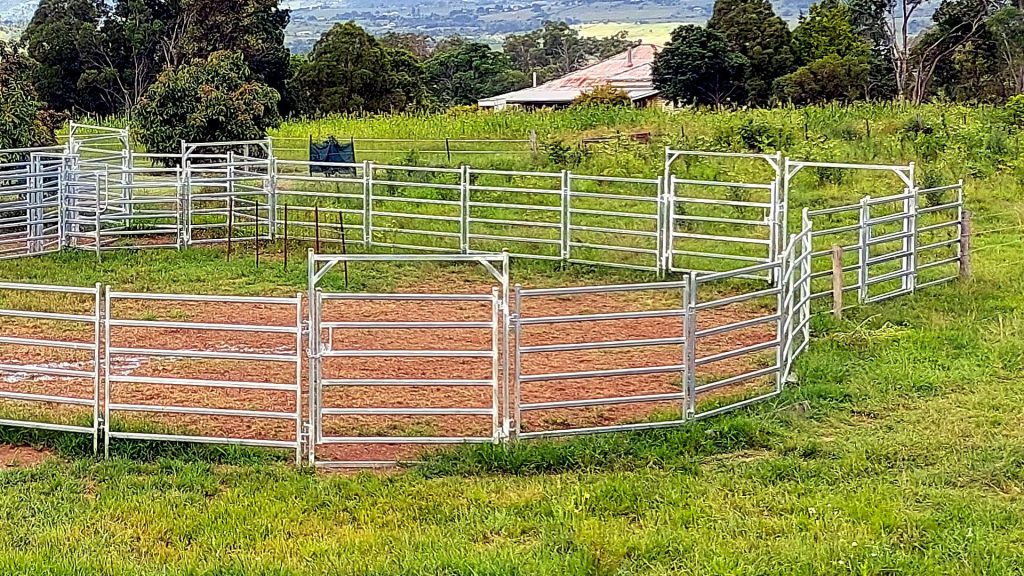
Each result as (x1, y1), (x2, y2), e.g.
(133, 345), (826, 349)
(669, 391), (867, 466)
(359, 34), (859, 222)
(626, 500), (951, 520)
(737, 118), (792, 152)
(1004, 94), (1024, 128)
(133, 51), (282, 156)
(572, 84), (633, 107)
(542, 138), (588, 168)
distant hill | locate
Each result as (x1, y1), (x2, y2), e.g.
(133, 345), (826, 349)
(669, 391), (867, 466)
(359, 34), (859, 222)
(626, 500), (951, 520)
(2, 0), (936, 53)
(0, 0), (34, 25)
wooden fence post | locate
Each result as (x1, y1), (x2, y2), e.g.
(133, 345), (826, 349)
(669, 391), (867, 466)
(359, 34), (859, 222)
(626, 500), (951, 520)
(960, 209), (972, 280)
(831, 244), (844, 318)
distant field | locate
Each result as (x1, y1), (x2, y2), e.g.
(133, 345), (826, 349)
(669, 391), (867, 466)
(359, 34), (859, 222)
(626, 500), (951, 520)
(574, 21), (692, 45)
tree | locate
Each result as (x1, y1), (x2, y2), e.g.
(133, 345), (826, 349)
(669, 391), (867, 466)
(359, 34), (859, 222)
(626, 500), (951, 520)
(792, 0), (871, 63)
(708, 0), (794, 104)
(503, 21), (632, 83)
(296, 22), (427, 114)
(989, 4), (1024, 93)
(571, 84), (633, 107)
(21, 0), (107, 113)
(0, 41), (58, 153)
(774, 54), (871, 103)
(778, 0), (872, 104)
(652, 24), (748, 106)
(847, 0), (899, 98)
(380, 32), (434, 60)
(424, 38), (525, 106)
(904, 0), (997, 103)
(79, 0), (176, 114)
(174, 0), (290, 96)
(133, 50), (281, 155)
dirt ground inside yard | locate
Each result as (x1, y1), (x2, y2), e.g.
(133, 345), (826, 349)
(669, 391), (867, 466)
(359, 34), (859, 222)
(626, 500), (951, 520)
(0, 445), (52, 468)
(0, 274), (777, 465)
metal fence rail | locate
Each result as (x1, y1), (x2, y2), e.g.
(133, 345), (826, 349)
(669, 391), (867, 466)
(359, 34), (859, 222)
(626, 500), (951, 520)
(805, 183), (964, 310)
(513, 281), (689, 439)
(0, 155), (65, 259)
(104, 291), (304, 462)
(0, 138), (974, 467)
(311, 290), (502, 467)
(0, 282), (102, 452)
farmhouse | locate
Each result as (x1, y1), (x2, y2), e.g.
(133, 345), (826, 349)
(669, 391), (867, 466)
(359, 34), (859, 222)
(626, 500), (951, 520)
(478, 43), (664, 110)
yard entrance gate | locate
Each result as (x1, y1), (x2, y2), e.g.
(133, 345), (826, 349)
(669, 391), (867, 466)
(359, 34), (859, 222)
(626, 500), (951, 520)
(306, 252), (511, 468)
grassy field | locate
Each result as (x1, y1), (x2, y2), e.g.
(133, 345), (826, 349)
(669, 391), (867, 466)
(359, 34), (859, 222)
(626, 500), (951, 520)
(574, 22), (692, 45)
(3, 104), (1024, 573)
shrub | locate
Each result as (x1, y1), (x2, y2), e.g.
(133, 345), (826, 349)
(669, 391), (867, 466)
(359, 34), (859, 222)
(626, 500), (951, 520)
(572, 84), (633, 108)
(1004, 93), (1024, 128)
(542, 138), (587, 168)
(737, 118), (792, 152)
(133, 51), (282, 156)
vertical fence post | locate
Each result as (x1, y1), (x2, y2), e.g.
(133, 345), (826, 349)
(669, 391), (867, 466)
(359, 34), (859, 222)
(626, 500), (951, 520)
(683, 271), (698, 420)
(960, 209), (972, 280)
(831, 244), (844, 318)
(778, 233), (794, 388)
(560, 170), (571, 262)
(363, 160), (372, 248)
(94, 171), (103, 261)
(268, 155), (278, 241)
(656, 175), (666, 277)
(460, 164), (470, 254)
(908, 186), (918, 292)
(858, 196), (870, 303)
(122, 147), (134, 223)
(490, 286), (501, 443)
(803, 223), (812, 345)
(93, 282), (103, 456)
(255, 197), (261, 270)
(663, 175), (676, 274)
(102, 283), (111, 458)
(445, 138), (452, 163)
(182, 161), (192, 247)
(227, 196), (234, 261)
(314, 205), (321, 253)
(339, 210), (349, 287)
(306, 248), (320, 465)
(511, 283), (522, 442)
(28, 154), (42, 254)
(57, 156), (68, 251)
(227, 151), (236, 198)
(283, 204), (289, 270)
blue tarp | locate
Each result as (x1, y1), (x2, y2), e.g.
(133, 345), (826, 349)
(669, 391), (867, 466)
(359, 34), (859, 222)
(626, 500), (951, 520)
(310, 137), (356, 176)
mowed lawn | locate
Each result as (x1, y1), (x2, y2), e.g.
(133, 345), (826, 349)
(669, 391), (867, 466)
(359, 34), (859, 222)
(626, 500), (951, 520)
(0, 243), (1021, 575)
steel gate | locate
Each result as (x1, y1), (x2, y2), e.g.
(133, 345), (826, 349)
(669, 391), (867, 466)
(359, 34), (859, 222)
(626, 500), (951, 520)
(0, 282), (103, 452)
(307, 252), (510, 467)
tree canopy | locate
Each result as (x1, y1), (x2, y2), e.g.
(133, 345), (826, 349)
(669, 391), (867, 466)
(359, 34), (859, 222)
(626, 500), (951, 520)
(293, 22), (427, 115)
(424, 38), (525, 106)
(652, 24), (748, 106)
(708, 0), (795, 104)
(0, 41), (58, 152)
(502, 21), (632, 84)
(133, 50), (281, 155)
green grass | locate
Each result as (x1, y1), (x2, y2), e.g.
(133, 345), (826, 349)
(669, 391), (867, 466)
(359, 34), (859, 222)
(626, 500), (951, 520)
(3, 103), (1023, 573)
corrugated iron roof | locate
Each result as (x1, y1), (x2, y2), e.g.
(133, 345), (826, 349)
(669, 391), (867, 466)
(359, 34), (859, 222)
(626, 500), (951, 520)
(482, 43), (661, 107)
